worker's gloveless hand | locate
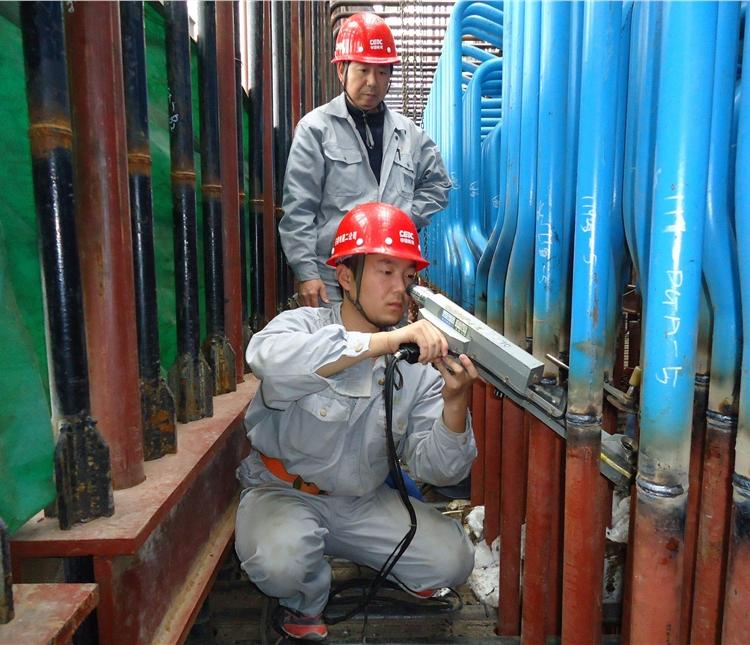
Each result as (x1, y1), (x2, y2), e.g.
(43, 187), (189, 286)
(298, 279), (329, 307)
(386, 319), (448, 364)
(434, 354), (479, 403)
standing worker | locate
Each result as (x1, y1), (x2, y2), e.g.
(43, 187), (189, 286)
(280, 12), (452, 307)
(236, 203), (477, 641)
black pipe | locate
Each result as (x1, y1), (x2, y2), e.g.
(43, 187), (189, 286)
(198, 0), (236, 394)
(311, 1), (321, 108)
(248, 1), (265, 331)
(20, 0), (113, 530)
(234, 1), (252, 366)
(164, 1), (214, 421)
(120, 1), (177, 459)
(272, 0), (294, 309)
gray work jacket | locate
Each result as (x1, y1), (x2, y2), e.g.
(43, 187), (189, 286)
(279, 93), (452, 292)
(238, 305), (476, 497)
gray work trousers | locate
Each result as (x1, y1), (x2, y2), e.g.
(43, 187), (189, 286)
(234, 483), (475, 616)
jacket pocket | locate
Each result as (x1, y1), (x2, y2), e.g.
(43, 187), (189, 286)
(322, 142), (364, 197)
(393, 151), (416, 196)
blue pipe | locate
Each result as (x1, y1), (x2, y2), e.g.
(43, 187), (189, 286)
(566, 0), (621, 412)
(532, 0), (570, 373)
(504, 0), (541, 347)
(487, 0), (524, 333)
(703, 0), (742, 414)
(637, 0), (717, 482)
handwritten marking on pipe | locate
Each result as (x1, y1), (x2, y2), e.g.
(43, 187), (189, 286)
(537, 223), (553, 287)
(656, 366), (682, 386)
(580, 196), (596, 266)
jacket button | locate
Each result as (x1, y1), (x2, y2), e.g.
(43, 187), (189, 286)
(378, 378), (385, 386)
(320, 409), (327, 417)
(398, 421), (406, 431)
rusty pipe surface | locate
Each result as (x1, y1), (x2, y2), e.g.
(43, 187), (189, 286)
(470, 381), (486, 508)
(120, 1), (176, 461)
(65, 0), (145, 490)
(216, 0), (244, 381)
(483, 386), (501, 544)
(198, 0), (236, 394)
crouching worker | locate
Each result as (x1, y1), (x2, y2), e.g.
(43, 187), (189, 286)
(235, 202), (478, 641)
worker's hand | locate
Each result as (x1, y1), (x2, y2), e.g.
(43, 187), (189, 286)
(434, 353), (479, 400)
(383, 319), (449, 364)
(297, 279), (329, 307)
(434, 354), (479, 433)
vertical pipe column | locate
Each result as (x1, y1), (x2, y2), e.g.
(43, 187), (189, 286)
(303, 1), (314, 113)
(524, 2), (570, 640)
(247, 1), (269, 331)
(234, 1), (252, 366)
(562, 2), (621, 641)
(690, 4), (742, 641)
(65, 0), (145, 490)
(21, 0), (114, 529)
(272, 0), (293, 310)
(723, 10), (750, 640)
(629, 3), (718, 642)
(164, 1), (213, 423)
(120, 1), (177, 460)
(216, 0), (244, 381)
(262, 0), (278, 320)
(198, 1), (236, 394)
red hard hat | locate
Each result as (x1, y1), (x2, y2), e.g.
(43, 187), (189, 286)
(327, 202), (429, 270)
(331, 13), (400, 65)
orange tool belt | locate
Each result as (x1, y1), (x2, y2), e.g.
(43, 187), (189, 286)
(260, 453), (327, 495)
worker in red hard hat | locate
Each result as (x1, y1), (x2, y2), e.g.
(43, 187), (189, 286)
(279, 12), (452, 309)
(236, 203), (478, 642)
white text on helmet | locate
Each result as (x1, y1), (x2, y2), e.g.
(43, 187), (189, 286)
(335, 231), (357, 246)
(399, 229), (416, 245)
(369, 38), (384, 50)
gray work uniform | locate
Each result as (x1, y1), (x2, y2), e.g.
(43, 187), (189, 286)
(279, 93), (452, 302)
(235, 305), (477, 616)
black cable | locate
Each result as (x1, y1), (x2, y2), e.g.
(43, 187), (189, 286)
(324, 344), (421, 627)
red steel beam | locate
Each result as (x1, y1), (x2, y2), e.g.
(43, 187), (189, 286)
(722, 493), (750, 642)
(290, 1), (302, 128)
(65, 1), (144, 489)
(303, 1), (314, 113)
(216, 1), (244, 378)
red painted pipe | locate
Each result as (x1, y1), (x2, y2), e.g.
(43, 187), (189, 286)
(498, 397), (526, 635)
(65, 1), (144, 489)
(722, 491), (750, 643)
(290, 1), (302, 128)
(629, 489), (686, 643)
(522, 417), (564, 642)
(680, 376), (709, 637)
(561, 425), (604, 643)
(216, 2), (244, 379)
(470, 381), (486, 507)
(690, 420), (734, 642)
(483, 386), (501, 543)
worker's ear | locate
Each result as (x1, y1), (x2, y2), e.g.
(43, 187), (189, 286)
(336, 262), (354, 295)
(336, 62), (347, 86)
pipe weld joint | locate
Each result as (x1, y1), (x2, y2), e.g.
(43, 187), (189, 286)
(706, 409), (737, 430)
(565, 412), (601, 427)
(635, 476), (684, 498)
(201, 183), (222, 197)
(128, 151), (153, 174)
(732, 472), (750, 493)
(248, 198), (264, 206)
(29, 122), (73, 155)
(171, 170), (196, 183)
(695, 373), (710, 386)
